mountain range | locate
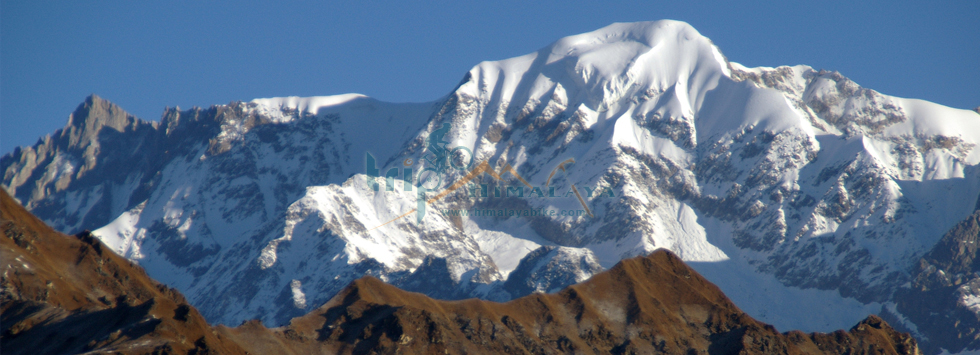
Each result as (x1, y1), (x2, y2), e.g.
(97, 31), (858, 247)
(0, 189), (920, 354)
(3, 20), (978, 353)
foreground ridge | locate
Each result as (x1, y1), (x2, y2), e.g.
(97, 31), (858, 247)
(220, 249), (921, 354)
(0, 189), (247, 354)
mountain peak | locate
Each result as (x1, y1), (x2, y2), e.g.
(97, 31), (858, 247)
(59, 94), (155, 154)
(460, 20), (729, 118)
(65, 94), (142, 132)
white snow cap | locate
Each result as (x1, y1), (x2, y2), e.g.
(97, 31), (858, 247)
(462, 20), (730, 109)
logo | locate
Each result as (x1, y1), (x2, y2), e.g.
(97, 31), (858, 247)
(417, 123), (474, 189)
(365, 123), (613, 227)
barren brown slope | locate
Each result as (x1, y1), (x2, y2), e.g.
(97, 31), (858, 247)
(0, 189), (247, 355)
(221, 250), (920, 354)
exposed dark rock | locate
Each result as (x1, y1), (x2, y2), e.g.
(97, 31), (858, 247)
(895, 210), (980, 354)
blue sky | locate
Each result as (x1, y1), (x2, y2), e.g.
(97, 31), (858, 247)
(2, 1), (978, 154)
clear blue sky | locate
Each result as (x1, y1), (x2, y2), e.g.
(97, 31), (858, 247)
(2, 1), (978, 154)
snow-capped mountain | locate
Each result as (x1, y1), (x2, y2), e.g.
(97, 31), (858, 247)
(3, 20), (978, 352)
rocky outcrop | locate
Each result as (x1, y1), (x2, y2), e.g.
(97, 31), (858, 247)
(894, 206), (980, 354)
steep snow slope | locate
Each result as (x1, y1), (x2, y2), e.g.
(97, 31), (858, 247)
(4, 21), (980, 350)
